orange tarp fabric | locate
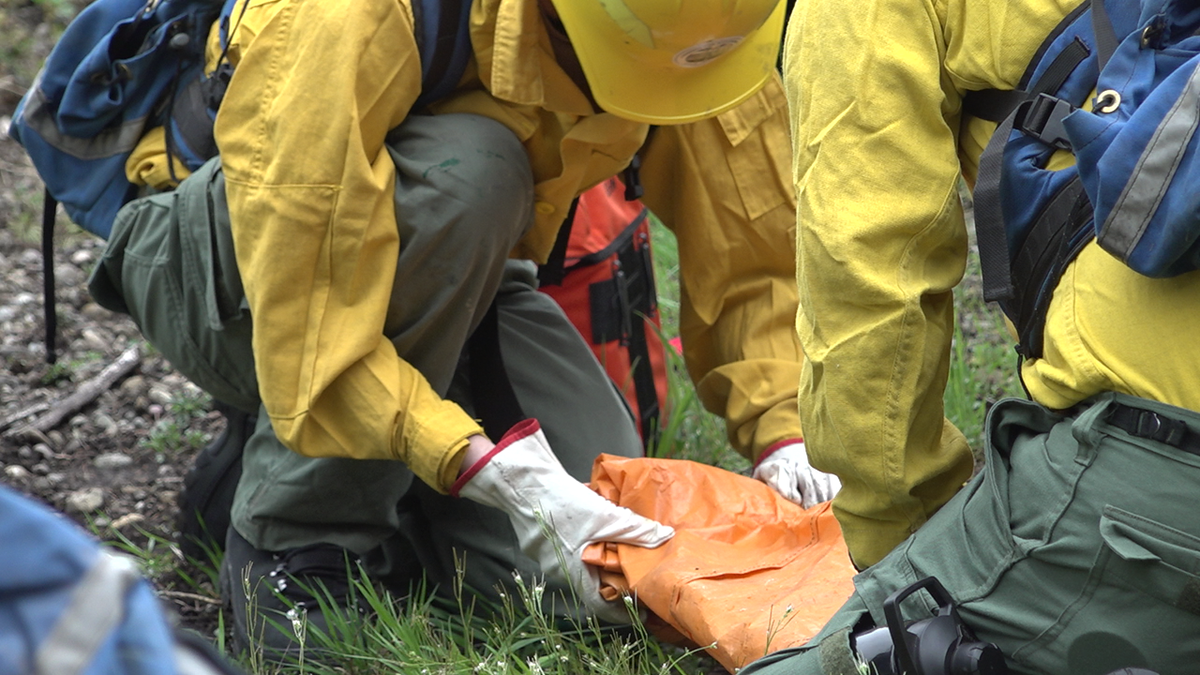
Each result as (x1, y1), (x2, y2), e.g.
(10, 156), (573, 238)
(583, 455), (857, 673)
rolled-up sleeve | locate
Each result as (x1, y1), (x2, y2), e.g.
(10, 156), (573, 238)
(215, 0), (482, 492)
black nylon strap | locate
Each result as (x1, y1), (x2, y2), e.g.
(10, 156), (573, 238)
(1007, 179), (1092, 358)
(42, 188), (57, 365)
(1107, 404), (1200, 455)
(1090, 0), (1119, 71)
(536, 197), (580, 288)
(973, 108), (1020, 304)
(962, 34), (1090, 123)
(1028, 37), (1091, 102)
(564, 209), (647, 271)
(467, 301), (525, 441)
(615, 230), (661, 446)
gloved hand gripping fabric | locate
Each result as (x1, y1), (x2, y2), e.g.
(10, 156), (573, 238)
(452, 419), (675, 624)
(752, 441), (841, 509)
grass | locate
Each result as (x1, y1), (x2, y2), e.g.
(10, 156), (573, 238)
(945, 193), (1026, 451)
(75, 204), (1016, 675)
(142, 389), (215, 458)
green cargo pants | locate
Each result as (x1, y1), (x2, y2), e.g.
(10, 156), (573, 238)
(89, 113), (643, 609)
(741, 393), (1200, 675)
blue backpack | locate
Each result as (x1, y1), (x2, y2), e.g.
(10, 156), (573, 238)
(0, 484), (244, 675)
(8, 0), (473, 361)
(967, 0), (1200, 359)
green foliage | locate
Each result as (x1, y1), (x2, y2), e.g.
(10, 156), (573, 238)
(943, 209), (1025, 456)
(226, 560), (715, 675)
(39, 350), (102, 385)
(142, 389), (214, 458)
(0, 0), (81, 87)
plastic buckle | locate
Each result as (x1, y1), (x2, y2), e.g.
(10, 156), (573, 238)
(1018, 93), (1074, 150)
(1134, 410), (1188, 448)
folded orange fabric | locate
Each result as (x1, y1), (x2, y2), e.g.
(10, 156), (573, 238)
(583, 454), (857, 673)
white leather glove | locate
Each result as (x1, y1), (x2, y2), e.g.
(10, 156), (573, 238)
(752, 441), (841, 509)
(452, 419), (675, 624)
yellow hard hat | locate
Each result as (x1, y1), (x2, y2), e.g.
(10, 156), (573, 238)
(550, 0), (785, 125)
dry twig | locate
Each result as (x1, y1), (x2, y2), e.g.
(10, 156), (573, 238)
(5, 344), (142, 440)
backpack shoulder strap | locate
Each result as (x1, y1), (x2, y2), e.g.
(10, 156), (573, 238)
(411, 0), (475, 109)
(962, 0), (1093, 123)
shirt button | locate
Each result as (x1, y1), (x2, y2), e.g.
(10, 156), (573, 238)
(535, 201), (556, 215)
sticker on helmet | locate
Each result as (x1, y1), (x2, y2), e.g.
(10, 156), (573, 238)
(673, 37), (743, 68)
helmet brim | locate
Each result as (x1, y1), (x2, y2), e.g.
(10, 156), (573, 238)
(555, 0), (786, 125)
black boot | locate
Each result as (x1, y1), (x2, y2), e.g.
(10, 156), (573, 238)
(176, 402), (256, 561)
(220, 527), (367, 663)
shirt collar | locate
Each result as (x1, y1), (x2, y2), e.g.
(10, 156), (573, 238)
(471, 0), (595, 115)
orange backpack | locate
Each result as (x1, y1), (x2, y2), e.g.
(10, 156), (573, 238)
(539, 177), (669, 448)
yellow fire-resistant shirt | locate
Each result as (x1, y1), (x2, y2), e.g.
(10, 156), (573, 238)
(784, 0), (1200, 567)
(143, 0), (803, 493)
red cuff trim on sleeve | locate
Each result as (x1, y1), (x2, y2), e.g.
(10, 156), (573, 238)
(754, 437), (804, 468)
(450, 419), (541, 496)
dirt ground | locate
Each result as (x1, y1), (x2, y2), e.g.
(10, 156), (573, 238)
(1, 0), (226, 636)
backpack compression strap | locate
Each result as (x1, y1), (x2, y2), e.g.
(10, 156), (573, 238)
(970, 0), (1111, 358)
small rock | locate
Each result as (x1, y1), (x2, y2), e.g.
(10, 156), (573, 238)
(31, 463), (49, 475)
(70, 249), (94, 266)
(32, 444), (55, 459)
(4, 465), (30, 480)
(44, 473), (66, 486)
(55, 264), (84, 288)
(92, 516), (111, 529)
(81, 328), (108, 352)
(81, 303), (110, 321)
(148, 384), (173, 406)
(47, 430), (65, 446)
(93, 411), (119, 436)
(66, 487), (105, 513)
(94, 453), (133, 469)
(120, 374), (146, 395)
(17, 446), (34, 460)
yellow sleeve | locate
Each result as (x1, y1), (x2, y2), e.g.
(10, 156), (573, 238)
(783, 0), (1081, 567)
(214, 0), (481, 492)
(639, 75), (804, 464)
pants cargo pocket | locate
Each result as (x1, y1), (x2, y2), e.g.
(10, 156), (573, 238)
(1013, 505), (1200, 675)
(88, 160), (258, 412)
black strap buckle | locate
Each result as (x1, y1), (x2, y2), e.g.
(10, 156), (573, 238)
(1017, 93), (1074, 150)
(1133, 410), (1189, 448)
(1108, 404), (1194, 451)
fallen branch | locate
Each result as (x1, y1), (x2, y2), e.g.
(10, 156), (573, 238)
(0, 401), (50, 433)
(7, 344), (142, 439)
